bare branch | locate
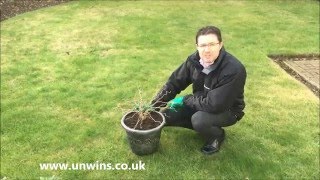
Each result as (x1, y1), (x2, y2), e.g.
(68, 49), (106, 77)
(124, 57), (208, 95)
(150, 89), (172, 107)
(148, 113), (162, 124)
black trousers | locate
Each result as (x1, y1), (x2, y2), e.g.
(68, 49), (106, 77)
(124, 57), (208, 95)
(162, 107), (241, 142)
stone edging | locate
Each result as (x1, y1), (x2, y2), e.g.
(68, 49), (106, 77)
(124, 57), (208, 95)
(269, 55), (320, 97)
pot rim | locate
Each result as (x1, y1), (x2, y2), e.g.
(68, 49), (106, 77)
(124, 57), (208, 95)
(121, 111), (166, 134)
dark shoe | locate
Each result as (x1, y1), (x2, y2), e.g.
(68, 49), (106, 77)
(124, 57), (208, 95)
(201, 130), (225, 155)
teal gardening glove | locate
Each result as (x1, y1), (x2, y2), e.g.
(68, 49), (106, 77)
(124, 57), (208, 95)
(168, 96), (184, 110)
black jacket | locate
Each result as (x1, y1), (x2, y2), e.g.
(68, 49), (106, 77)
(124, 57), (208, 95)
(152, 47), (246, 114)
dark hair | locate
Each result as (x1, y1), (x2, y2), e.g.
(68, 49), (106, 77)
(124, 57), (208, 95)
(196, 26), (222, 44)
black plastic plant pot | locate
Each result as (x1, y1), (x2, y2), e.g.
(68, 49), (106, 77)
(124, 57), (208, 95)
(121, 111), (166, 156)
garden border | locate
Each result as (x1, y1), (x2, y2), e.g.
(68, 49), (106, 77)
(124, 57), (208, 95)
(269, 54), (320, 97)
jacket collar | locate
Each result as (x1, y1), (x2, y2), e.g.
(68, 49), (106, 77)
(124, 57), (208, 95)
(188, 47), (227, 74)
(202, 47), (226, 74)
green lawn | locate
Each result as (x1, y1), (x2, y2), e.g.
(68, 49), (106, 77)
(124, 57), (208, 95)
(1, 0), (319, 179)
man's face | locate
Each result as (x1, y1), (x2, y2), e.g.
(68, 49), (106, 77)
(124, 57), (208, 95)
(196, 34), (223, 63)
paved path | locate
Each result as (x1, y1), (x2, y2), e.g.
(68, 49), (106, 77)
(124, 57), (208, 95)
(284, 59), (320, 89)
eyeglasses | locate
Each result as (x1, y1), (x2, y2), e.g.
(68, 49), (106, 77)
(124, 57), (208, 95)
(197, 42), (220, 49)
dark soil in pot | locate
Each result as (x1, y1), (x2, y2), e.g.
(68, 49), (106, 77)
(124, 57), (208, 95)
(123, 111), (163, 130)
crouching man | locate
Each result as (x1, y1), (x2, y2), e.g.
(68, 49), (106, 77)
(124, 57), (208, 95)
(151, 25), (246, 155)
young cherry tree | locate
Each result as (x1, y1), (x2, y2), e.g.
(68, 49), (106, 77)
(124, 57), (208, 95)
(119, 88), (173, 130)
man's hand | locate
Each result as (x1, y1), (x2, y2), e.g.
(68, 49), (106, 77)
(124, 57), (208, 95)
(168, 96), (184, 109)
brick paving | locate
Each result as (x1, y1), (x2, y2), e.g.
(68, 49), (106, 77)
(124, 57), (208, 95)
(284, 59), (320, 89)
